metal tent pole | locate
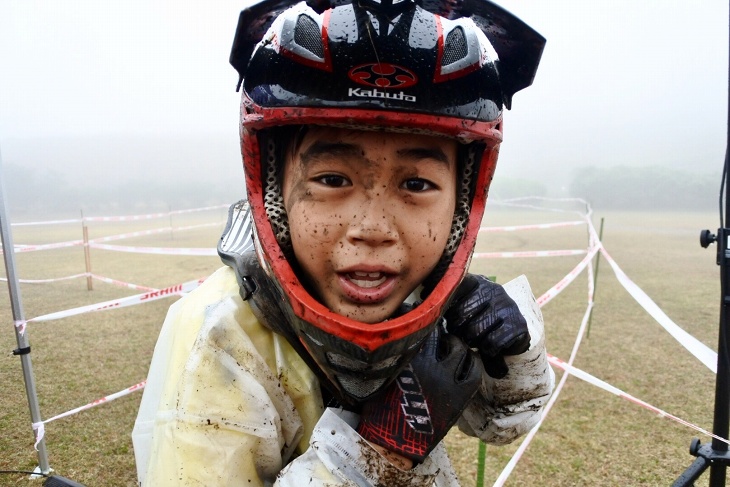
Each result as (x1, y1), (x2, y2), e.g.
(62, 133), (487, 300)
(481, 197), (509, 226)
(0, 147), (51, 474)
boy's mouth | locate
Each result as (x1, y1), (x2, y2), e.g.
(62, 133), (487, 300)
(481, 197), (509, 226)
(347, 271), (388, 288)
(337, 269), (397, 304)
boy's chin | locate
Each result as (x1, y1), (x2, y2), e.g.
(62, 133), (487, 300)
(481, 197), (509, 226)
(332, 301), (401, 324)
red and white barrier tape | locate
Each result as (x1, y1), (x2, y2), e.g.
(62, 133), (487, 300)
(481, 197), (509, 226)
(1, 273), (156, 292)
(82, 204), (227, 222)
(174, 222), (225, 232)
(15, 320), (27, 335)
(548, 354), (727, 445)
(4, 222), (225, 255)
(479, 220), (585, 233)
(9, 204), (227, 228)
(165, 204), (228, 215)
(85, 212), (170, 223)
(599, 247), (717, 373)
(473, 249), (586, 259)
(10, 274), (190, 335)
(90, 274), (158, 292)
(2, 239), (84, 254)
(490, 197), (591, 218)
(88, 243), (217, 256)
(536, 244), (601, 307)
(1, 273), (88, 284)
(89, 221), (223, 244)
(31, 381), (147, 449)
(11, 218), (82, 227)
(500, 196), (590, 205)
(26, 277), (206, 323)
(91, 226), (174, 243)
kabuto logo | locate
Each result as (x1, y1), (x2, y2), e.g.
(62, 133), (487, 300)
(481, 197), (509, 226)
(348, 62), (418, 89)
(396, 367), (433, 435)
(348, 88), (416, 103)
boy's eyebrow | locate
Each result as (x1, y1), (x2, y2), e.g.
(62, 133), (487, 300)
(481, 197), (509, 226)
(396, 147), (451, 166)
(299, 141), (362, 164)
(299, 141), (452, 166)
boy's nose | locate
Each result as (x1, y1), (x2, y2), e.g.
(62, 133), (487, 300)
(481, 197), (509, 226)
(346, 199), (399, 245)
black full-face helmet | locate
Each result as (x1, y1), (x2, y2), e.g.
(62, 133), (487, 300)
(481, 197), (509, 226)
(228, 0), (544, 406)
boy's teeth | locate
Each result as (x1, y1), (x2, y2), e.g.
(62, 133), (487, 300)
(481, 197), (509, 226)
(349, 272), (387, 288)
(354, 271), (381, 278)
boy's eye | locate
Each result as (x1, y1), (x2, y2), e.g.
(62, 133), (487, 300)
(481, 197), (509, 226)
(317, 174), (350, 187)
(402, 178), (435, 192)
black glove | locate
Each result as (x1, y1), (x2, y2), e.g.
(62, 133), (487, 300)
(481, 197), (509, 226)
(356, 324), (483, 463)
(444, 274), (531, 379)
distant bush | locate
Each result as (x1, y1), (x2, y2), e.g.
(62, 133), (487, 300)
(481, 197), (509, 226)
(569, 165), (719, 211)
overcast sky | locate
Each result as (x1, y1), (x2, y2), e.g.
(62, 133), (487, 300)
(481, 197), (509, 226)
(497, 0), (729, 187)
(0, 0), (728, 198)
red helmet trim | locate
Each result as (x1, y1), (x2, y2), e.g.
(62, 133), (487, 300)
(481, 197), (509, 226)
(241, 105), (500, 353)
(242, 104), (502, 143)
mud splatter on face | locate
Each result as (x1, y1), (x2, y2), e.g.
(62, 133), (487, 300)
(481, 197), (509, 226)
(281, 126), (458, 323)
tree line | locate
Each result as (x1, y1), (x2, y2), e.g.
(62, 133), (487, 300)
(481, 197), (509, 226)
(490, 165), (719, 211)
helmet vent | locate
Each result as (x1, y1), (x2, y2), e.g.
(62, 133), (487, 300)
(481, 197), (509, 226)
(442, 27), (468, 66)
(294, 14), (325, 58)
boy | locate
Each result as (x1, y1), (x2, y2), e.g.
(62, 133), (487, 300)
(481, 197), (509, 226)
(132, 0), (554, 485)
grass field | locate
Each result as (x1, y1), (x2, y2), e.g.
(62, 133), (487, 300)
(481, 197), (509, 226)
(0, 203), (723, 486)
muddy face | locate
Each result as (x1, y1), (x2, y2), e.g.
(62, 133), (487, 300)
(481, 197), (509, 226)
(282, 127), (457, 323)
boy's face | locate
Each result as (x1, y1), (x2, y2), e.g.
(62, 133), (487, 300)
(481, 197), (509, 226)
(282, 127), (458, 324)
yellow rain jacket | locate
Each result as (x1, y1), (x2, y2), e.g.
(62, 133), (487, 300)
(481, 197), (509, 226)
(132, 266), (553, 486)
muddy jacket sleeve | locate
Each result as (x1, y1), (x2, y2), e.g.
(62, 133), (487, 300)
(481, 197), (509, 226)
(457, 275), (555, 444)
(132, 267), (323, 486)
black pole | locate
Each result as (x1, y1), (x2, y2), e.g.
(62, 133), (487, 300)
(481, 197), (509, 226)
(710, 221), (730, 484)
(674, 2), (730, 485)
(708, 2), (730, 479)
(709, 2), (730, 483)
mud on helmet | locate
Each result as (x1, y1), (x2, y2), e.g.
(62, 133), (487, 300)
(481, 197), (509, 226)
(224, 0), (545, 407)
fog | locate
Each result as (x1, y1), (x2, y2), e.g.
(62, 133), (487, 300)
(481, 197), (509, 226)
(0, 0), (727, 218)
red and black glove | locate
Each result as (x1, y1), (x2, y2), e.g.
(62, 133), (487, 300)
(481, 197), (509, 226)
(356, 324), (483, 463)
(444, 274), (531, 379)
